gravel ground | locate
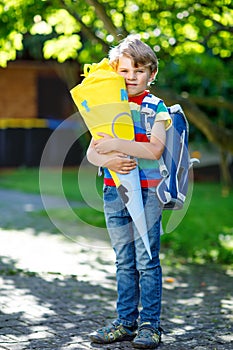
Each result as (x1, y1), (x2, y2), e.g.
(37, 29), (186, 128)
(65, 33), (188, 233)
(0, 189), (232, 350)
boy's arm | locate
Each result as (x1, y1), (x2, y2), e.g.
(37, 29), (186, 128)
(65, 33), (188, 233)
(94, 120), (166, 160)
(87, 138), (137, 174)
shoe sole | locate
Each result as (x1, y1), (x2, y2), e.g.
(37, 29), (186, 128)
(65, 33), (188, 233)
(132, 340), (160, 349)
(90, 334), (135, 344)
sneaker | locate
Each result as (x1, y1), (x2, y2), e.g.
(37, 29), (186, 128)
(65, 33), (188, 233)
(90, 321), (137, 344)
(132, 322), (162, 349)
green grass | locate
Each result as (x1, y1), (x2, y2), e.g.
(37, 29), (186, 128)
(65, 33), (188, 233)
(0, 167), (232, 264)
(37, 206), (106, 228)
(0, 168), (41, 193)
(0, 166), (103, 201)
(161, 183), (233, 264)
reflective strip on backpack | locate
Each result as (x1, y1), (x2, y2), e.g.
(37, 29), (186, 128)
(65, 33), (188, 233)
(175, 130), (186, 202)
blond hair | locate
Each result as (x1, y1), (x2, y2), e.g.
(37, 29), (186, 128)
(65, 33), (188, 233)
(109, 35), (158, 74)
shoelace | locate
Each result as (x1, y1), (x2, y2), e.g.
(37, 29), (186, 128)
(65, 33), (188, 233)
(101, 324), (117, 334)
(137, 326), (161, 339)
(99, 323), (129, 336)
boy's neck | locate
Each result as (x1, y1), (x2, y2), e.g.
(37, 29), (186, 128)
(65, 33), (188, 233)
(128, 90), (149, 104)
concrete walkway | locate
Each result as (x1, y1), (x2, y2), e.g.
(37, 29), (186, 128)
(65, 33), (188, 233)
(0, 189), (232, 349)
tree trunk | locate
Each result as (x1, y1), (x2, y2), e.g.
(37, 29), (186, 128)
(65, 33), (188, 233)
(220, 150), (232, 196)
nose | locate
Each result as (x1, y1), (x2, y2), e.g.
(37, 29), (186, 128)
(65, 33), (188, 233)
(127, 70), (136, 80)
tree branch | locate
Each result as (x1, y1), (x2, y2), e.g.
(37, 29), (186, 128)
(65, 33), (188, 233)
(84, 0), (128, 39)
(189, 94), (233, 113)
(154, 87), (233, 154)
(59, 0), (109, 52)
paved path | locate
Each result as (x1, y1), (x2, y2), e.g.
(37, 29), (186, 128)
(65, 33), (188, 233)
(0, 189), (232, 350)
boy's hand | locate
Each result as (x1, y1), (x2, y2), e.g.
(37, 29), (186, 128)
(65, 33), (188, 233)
(105, 155), (137, 174)
(94, 132), (116, 154)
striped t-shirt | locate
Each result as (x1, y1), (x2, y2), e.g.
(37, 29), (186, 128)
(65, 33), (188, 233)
(104, 90), (171, 188)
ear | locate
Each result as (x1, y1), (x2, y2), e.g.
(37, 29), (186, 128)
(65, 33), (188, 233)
(149, 70), (157, 83)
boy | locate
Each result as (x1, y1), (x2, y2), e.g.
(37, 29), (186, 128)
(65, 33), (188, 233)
(87, 35), (171, 349)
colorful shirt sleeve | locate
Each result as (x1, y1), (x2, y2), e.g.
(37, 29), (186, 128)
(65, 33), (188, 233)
(155, 101), (172, 130)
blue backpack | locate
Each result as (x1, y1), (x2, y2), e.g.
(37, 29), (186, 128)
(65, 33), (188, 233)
(98, 95), (198, 210)
(155, 104), (199, 209)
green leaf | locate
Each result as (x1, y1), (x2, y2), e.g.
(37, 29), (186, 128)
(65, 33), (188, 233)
(43, 35), (82, 62)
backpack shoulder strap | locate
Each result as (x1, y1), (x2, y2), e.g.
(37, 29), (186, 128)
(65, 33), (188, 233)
(142, 93), (162, 106)
(141, 94), (164, 139)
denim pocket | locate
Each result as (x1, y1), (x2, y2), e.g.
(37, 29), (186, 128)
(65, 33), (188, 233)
(103, 185), (117, 199)
(145, 187), (163, 209)
(103, 185), (126, 216)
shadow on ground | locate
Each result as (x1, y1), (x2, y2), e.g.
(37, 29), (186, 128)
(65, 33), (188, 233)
(0, 189), (232, 349)
(0, 257), (117, 349)
(0, 257), (232, 349)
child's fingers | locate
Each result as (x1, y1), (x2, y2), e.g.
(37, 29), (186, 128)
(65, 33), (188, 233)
(97, 132), (112, 138)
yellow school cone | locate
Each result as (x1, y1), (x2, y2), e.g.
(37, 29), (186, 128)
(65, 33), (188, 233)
(70, 58), (152, 260)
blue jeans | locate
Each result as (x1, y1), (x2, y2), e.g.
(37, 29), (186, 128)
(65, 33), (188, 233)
(103, 185), (163, 329)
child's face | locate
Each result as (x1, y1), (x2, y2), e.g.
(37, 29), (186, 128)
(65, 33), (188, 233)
(117, 55), (156, 97)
